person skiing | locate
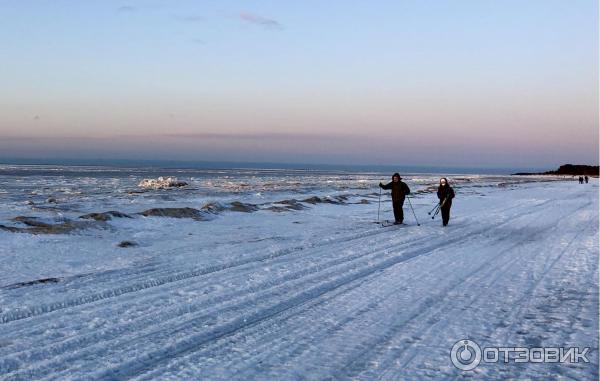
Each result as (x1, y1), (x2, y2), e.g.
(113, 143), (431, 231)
(437, 177), (455, 226)
(379, 173), (410, 225)
(585, 175), (589, 184)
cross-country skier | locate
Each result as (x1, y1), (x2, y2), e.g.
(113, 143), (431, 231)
(437, 177), (455, 227)
(379, 173), (410, 225)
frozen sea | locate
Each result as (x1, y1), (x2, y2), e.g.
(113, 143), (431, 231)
(0, 165), (598, 380)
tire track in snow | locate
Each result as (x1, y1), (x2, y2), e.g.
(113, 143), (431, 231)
(0, 225), (400, 325)
(373, 198), (595, 380)
(490, 205), (598, 381)
(132, 244), (457, 380)
(0, 228), (427, 377)
(0, 216), (431, 339)
(140, 196), (561, 380)
(4, 218), (467, 380)
(90, 200), (561, 380)
(0, 194), (552, 325)
(500, 202), (594, 340)
(380, 197), (597, 381)
(320, 209), (562, 380)
(0, 195), (563, 380)
(192, 206), (552, 374)
(93, 234), (495, 380)
(1, 219), (447, 377)
(153, 196), (584, 380)
(5, 194), (536, 354)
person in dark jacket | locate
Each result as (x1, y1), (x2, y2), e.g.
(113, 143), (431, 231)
(379, 173), (410, 224)
(585, 175), (589, 184)
(437, 177), (455, 226)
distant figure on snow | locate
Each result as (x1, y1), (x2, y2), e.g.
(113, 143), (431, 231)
(437, 178), (455, 227)
(579, 176), (584, 184)
(379, 173), (410, 225)
(585, 175), (589, 184)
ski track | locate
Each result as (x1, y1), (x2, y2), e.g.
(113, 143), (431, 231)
(1, 196), (551, 369)
(128, 198), (566, 380)
(2, 220), (482, 376)
(384, 199), (596, 381)
(0, 220), (409, 324)
(206, 196), (584, 379)
(0, 182), (598, 380)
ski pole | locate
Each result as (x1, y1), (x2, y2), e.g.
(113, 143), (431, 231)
(430, 204), (441, 219)
(431, 197), (448, 220)
(406, 196), (420, 226)
(430, 198), (444, 218)
(431, 196), (448, 219)
(428, 202), (440, 215)
(377, 186), (382, 223)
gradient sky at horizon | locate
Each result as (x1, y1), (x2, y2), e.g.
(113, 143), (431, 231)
(1, 0), (598, 168)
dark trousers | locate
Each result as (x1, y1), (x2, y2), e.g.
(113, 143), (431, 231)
(441, 202), (452, 226)
(393, 201), (404, 223)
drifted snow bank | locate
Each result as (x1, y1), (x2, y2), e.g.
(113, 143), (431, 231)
(138, 177), (188, 189)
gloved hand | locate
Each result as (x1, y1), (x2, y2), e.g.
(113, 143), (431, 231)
(379, 182), (384, 188)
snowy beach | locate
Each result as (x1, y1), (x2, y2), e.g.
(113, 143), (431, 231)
(0, 166), (597, 380)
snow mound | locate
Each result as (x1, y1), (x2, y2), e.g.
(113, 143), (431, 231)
(138, 177), (188, 189)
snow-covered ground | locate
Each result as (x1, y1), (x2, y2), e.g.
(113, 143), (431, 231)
(0, 166), (597, 380)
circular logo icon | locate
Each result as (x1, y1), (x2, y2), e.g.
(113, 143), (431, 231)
(450, 339), (482, 371)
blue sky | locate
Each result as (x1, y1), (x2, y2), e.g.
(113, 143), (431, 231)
(1, 0), (598, 168)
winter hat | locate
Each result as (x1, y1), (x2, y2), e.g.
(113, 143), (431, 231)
(392, 173), (402, 180)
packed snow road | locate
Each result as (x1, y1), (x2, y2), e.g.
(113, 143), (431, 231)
(0, 180), (598, 380)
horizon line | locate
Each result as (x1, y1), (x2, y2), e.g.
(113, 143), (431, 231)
(0, 156), (581, 174)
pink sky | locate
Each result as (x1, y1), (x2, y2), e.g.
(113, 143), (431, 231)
(1, 1), (598, 168)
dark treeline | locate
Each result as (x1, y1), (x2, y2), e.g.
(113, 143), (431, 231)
(514, 164), (599, 177)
